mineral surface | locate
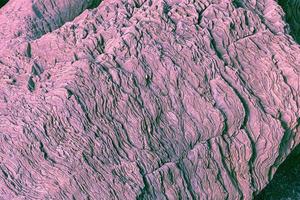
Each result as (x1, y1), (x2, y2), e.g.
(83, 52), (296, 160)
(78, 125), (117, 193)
(0, 0), (299, 199)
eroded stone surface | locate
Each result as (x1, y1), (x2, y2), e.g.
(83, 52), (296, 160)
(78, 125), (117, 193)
(0, 0), (299, 199)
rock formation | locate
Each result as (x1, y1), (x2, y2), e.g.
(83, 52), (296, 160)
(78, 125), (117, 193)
(0, 0), (299, 199)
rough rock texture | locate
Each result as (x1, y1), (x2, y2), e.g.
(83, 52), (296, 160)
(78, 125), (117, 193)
(0, 0), (299, 199)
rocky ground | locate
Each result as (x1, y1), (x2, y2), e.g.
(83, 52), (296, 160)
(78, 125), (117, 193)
(0, 0), (299, 199)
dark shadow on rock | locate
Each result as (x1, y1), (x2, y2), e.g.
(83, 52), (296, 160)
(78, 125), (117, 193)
(88, 0), (102, 9)
(254, 143), (300, 200)
(232, 0), (245, 8)
(277, 0), (300, 43)
(0, 0), (8, 8)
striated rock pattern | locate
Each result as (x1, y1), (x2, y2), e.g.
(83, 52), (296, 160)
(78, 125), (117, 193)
(0, 0), (299, 199)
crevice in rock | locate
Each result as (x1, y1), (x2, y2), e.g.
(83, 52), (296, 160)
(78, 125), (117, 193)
(277, 0), (300, 43)
(27, 0), (104, 40)
(0, 0), (8, 8)
(232, 0), (244, 8)
(254, 142), (300, 199)
(88, 0), (102, 9)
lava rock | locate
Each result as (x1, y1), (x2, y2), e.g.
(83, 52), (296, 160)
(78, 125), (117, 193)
(0, 0), (299, 199)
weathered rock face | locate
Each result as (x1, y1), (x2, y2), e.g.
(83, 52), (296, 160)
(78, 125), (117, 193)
(0, 0), (299, 199)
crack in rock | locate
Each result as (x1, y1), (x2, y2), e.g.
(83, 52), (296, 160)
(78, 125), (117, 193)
(0, 0), (8, 9)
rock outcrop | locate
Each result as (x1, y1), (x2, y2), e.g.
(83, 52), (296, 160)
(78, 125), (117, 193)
(0, 0), (299, 199)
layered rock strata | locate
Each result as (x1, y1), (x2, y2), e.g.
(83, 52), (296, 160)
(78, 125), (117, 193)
(0, 0), (299, 199)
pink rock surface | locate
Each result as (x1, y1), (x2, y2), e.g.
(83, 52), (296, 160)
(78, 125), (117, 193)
(0, 0), (299, 199)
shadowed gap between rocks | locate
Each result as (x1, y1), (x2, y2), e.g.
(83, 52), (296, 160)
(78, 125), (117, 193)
(0, 0), (8, 8)
(254, 142), (300, 200)
(232, 0), (245, 8)
(277, 0), (300, 43)
(88, 0), (102, 9)
(29, 0), (103, 40)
